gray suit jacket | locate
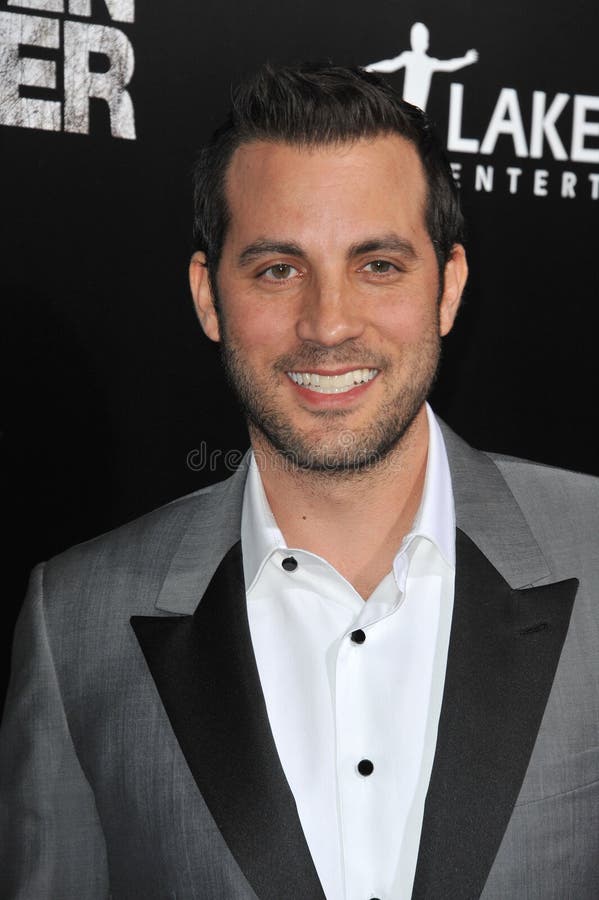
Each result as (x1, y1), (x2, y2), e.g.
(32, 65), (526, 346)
(1, 421), (598, 899)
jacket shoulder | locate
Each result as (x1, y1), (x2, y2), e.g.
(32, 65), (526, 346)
(47, 479), (220, 566)
(486, 451), (599, 576)
(488, 450), (599, 509)
(39, 468), (245, 618)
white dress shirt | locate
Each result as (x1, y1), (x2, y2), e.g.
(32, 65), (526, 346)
(241, 403), (456, 900)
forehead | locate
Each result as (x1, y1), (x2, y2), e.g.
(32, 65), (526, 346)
(223, 135), (428, 242)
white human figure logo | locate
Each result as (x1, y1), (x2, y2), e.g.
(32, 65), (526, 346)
(365, 22), (478, 111)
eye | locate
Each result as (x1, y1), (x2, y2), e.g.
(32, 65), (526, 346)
(362, 259), (398, 275)
(261, 263), (299, 281)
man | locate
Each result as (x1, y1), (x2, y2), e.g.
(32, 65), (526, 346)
(1, 64), (597, 900)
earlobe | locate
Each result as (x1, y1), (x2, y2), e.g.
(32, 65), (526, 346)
(189, 251), (221, 342)
(439, 243), (468, 337)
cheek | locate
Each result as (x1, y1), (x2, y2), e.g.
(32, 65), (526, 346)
(373, 293), (440, 345)
(223, 297), (294, 357)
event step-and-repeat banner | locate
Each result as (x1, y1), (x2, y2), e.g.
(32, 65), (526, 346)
(1, 0), (597, 702)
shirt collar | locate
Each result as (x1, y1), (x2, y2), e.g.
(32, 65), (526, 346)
(240, 402), (455, 591)
(241, 448), (285, 591)
(406, 402), (456, 569)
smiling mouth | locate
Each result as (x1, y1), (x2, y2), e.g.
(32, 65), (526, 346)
(286, 368), (378, 394)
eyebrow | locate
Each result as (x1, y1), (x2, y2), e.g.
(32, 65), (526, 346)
(346, 234), (419, 261)
(237, 240), (306, 268)
(236, 232), (419, 268)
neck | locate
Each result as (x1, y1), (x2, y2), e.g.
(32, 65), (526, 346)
(251, 406), (430, 599)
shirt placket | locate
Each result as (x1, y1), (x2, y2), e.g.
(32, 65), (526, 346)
(335, 608), (398, 900)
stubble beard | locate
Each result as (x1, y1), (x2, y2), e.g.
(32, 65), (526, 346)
(217, 317), (442, 477)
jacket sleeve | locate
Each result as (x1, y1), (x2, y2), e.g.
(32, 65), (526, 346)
(0, 564), (109, 899)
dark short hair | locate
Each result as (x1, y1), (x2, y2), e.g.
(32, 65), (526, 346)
(192, 62), (463, 279)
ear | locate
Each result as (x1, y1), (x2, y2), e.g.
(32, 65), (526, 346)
(189, 251), (220, 342)
(439, 243), (468, 337)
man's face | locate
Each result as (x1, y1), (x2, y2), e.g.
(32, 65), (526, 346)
(191, 135), (466, 473)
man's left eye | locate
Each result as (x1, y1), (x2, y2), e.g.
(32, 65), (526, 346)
(263, 263), (298, 280)
(363, 260), (396, 274)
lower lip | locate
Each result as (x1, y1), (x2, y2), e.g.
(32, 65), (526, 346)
(287, 375), (378, 406)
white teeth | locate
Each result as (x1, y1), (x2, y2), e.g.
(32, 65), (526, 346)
(286, 368), (378, 394)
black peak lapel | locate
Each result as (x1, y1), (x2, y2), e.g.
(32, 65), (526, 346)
(131, 542), (325, 900)
(412, 529), (578, 900)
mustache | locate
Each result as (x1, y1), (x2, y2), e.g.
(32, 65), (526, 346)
(274, 343), (390, 371)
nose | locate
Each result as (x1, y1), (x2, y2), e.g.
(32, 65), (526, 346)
(295, 277), (365, 347)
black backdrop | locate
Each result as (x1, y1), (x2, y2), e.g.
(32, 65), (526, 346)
(1, 0), (598, 709)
